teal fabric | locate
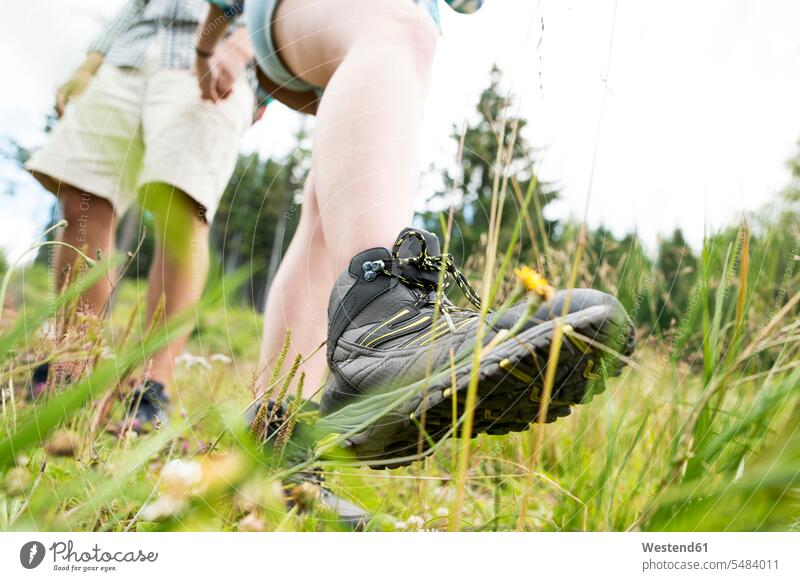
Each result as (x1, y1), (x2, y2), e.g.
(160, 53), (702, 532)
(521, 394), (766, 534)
(245, 0), (314, 93)
(419, 0), (484, 26)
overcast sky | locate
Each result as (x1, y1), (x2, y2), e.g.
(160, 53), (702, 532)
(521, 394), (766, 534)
(2, 1), (800, 264)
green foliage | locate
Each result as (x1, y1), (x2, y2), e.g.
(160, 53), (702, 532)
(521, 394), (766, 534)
(109, 208), (156, 280)
(117, 132), (310, 290)
(422, 66), (558, 269)
(654, 229), (698, 332)
(212, 128), (309, 307)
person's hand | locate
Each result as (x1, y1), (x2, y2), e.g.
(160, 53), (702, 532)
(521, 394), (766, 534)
(196, 53), (220, 102)
(214, 44), (250, 100)
(196, 46), (248, 102)
(55, 52), (103, 117)
(55, 69), (93, 117)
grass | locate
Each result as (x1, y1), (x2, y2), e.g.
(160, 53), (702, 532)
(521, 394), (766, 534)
(0, 212), (797, 533)
(1, 122), (799, 532)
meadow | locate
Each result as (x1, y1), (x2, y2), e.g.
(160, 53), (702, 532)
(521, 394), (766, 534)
(0, 187), (798, 532)
(1, 69), (799, 532)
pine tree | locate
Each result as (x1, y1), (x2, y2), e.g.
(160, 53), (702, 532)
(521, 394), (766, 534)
(422, 66), (557, 269)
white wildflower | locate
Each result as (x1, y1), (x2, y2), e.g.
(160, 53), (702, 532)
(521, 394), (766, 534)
(406, 515), (425, 529)
(100, 346), (116, 360)
(3, 467), (32, 496)
(175, 352), (212, 370)
(210, 353), (232, 365)
(238, 512), (266, 532)
(140, 496), (186, 521)
(161, 459), (203, 496)
(435, 507), (449, 517)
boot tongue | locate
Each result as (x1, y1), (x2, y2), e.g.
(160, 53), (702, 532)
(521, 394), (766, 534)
(395, 227), (441, 259)
(394, 227), (444, 289)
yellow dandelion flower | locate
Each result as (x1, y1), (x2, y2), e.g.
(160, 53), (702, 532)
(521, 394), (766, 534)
(514, 266), (554, 300)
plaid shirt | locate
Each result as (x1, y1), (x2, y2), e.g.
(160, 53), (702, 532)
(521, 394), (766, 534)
(87, 0), (244, 70)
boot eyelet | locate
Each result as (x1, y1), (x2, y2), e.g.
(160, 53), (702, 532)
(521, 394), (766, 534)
(361, 260), (385, 281)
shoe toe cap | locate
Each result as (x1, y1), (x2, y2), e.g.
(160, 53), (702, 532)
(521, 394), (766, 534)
(534, 288), (625, 322)
(491, 288), (627, 331)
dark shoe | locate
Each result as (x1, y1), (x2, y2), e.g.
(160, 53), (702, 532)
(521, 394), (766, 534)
(26, 361), (85, 402)
(26, 363), (51, 401)
(122, 380), (170, 434)
(247, 398), (370, 530)
(318, 227), (635, 467)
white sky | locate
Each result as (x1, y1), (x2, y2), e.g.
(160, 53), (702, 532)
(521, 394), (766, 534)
(2, 0), (800, 264)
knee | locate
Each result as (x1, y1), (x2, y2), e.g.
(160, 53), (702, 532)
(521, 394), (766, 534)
(60, 189), (113, 226)
(140, 183), (206, 229)
(60, 191), (84, 226)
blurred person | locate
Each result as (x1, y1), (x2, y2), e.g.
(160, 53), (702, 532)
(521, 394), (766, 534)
(26, 0), (257, 433)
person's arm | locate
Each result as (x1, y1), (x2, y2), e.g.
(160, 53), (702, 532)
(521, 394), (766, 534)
(196, 2), (241, 102)
(55, 52), (104, 116)
(197, 1), (318, 114)
(210, 23), (254, 100)
(56, 0), (144, 116)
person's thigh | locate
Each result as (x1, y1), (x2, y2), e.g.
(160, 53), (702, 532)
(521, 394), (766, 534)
(138, 70), (254, 223)
(273, 0), (437, 88)
(26, 65), (145, 215)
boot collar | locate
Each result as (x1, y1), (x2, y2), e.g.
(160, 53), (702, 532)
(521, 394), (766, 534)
(327, 247), (395, 361)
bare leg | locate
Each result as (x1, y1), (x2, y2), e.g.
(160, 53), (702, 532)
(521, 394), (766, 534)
(275, 0), (436, 267)
(140, 182), (210, 394)
(257, 175), (334, 395)
(56, 187), (116, 314)
(257, 0), (437, 395)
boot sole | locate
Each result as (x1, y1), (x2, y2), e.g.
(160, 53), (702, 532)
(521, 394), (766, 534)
(333, 303), (635, 468)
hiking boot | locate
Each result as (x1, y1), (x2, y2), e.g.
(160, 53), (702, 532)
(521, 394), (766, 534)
(246, 398), (370, 530)
(318, 227), (635, 467)
(122, 380), (170, 434)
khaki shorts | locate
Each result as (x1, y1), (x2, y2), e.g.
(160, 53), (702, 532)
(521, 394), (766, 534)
(26, 60), (253, 222)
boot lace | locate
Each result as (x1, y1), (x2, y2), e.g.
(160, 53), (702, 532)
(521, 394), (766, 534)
(383, 230), (484, 315)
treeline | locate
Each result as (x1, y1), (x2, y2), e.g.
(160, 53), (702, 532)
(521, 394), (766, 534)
(4, 68), (798, 345)
(414, 66), (799, 345)
(210, 65), (797, 352)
